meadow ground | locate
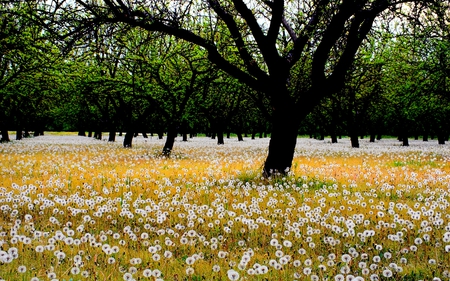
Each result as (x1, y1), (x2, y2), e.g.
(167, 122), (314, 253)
(1, 134), (450, 281)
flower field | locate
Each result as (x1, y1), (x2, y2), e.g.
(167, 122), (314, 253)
(1, 134), (450, 281)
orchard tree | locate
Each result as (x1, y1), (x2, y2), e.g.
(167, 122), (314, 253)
(34, 0), (449, 175)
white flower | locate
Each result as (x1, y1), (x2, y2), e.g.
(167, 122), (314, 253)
(227, 269), (240, 281)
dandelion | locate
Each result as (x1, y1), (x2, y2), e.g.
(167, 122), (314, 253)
(382, 269), (393, 278)
(213, 265), (220, 272)
(152, 269), (162, 278)
(341, 254), (351, 263)
(71, 267), (81, 275)
(17, 265), (26, 273)
(123, 272), (133, 281)
(186, 267), (194, 275)
(227, 269), (240, 281)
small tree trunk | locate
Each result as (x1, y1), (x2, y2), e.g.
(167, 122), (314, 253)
(16, 130), (23, 140)
(182, 133), (188, 142)
(369, 134), (376, 143)
(24, 131), (30, 138)
(158, 131), (164, 139)
(226, 132), (231, 139)
(251, 132), (256, 140)
(119, 132), (123, 136)
(123, 131), (134, 148)
(78, 131), (86, 136)
(163, 125), (177, 156)
(143, 132), (148, 138)
(331, 134), (338, 143)
(237, 133), (243, 141)
(34, 131), (40, 137)
(350, 135), (359, 148)
(108, 131), (116, 142)
(94, 131), (102, 140)
(423, 134), (428, 141)
(376, 134), (382, 140)
(402, 136), (409, 146)
(1, 130), (10, 142)
(438, 134), (445, 145)
(217, 131), (224, 145)
(88, 131), (92, 137)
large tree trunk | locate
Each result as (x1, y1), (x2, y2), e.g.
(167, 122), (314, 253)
(263, 101), (298, 177)
(163, 125), (177, 156)
(123, 131), (134, 148)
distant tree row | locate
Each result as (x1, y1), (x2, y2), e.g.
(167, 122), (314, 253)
(1, 1), (449, 173)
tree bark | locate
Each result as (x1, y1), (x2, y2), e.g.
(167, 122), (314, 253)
(123, 131), (134, 148)
(331, 134), (338, 143)
(16, 130), (22, 140)
(402, 135), (409, 146)
(438, 134), (445, 145)
(1, 130), (10, 142)
(163, 125), (177, 155)
(350, 135), (359, 148)
(237, 133), (243, 141)
(369, 134), (375, 142)
(108, 131), (116, 142)
(263, 100), (299, 176)
(217, 131), (224, 145)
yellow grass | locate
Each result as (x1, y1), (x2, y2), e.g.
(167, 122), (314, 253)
(1, 135), (450, 281)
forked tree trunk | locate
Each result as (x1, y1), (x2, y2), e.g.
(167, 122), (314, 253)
(123, 131), (134, 147)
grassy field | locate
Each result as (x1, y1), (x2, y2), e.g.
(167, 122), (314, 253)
(1, 134), (450, 281)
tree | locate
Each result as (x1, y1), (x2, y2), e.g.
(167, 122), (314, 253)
(33, 0), (449, 175)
